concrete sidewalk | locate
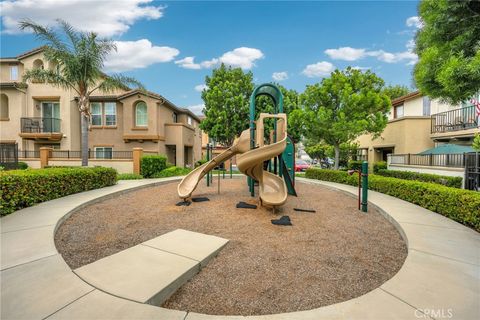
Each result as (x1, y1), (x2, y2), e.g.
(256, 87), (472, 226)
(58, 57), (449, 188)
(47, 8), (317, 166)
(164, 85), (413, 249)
(1, 177), (479, 320)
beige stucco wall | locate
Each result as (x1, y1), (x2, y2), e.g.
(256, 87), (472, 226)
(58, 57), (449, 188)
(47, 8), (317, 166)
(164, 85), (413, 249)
(357, 117), (434, 163)
(0, 88), (24, 145)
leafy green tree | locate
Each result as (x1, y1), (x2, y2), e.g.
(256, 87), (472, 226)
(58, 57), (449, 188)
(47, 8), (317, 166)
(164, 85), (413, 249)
(383, 85), (411, 101)
(304, 143), (329, 164)
(200, 64), (254, 146)
(20, 19), (142, 166)
(473, 133), (480, 152)
(298, 67), (390, 169)
(414, 0), (480, 103)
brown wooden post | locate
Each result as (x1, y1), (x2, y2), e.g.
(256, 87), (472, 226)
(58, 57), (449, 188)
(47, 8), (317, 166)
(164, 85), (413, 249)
(39, 147), (52, 168)
(132, 148), (143, 175)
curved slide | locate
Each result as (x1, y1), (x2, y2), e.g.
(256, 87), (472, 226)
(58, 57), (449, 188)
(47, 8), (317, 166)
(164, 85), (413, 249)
(177, 113), (288, 207)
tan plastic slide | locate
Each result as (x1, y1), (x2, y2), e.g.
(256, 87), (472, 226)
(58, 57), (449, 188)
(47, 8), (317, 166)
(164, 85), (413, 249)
(177, 113), (288, 207)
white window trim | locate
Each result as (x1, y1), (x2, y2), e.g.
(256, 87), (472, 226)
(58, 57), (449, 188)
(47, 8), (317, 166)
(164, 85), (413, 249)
(104, 102), (117, 126)
(135, 102), (148, 127)
(94, 147), (113, 159)
(91, 102), (103, 126)
(10, 66), (18, 81)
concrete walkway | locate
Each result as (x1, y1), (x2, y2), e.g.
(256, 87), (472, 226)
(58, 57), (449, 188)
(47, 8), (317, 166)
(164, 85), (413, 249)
(1, 177), (479, 319)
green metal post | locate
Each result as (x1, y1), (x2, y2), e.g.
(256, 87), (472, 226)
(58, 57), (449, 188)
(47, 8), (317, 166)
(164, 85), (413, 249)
(361, 161), (368, 213)
(230, 160), (233, 179)
(206, 144), (210, 187)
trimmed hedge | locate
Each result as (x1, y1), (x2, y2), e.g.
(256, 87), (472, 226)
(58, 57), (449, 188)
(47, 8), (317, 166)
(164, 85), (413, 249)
(373, 161), (387, 174)
(347, 160), (363, 171)
(305, 168), (480, 232)
(140, 155), (167, 178)
(117, 173), (143, 180)
(376, 169), (462, 188)
(152, 166), (191, 178)
(1, 167), (117, 215)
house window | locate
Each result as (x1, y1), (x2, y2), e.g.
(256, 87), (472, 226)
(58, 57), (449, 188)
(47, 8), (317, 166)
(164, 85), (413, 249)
(104, 102), (116, 126)
(91, 103), (102, 126)
(94, 147), (112, 159)
(172, 112), (178, 123)
(0, 94), (9, 119)
(135, 102), (148, 126)
(394, 104), (404, 118)
(187, 116), (192, 126)
(10, 66), (18, 81)
(422, 97), (431, 116)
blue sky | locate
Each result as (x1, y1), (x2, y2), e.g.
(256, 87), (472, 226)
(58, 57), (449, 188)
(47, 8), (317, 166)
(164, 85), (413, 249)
(1, 0), (421, 114)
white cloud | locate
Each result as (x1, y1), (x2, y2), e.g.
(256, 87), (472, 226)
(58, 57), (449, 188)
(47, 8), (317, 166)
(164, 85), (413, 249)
(104, 39), (179, 72)
(0, 0), (164, 37)
(302, 61), (335, 78)
(406, 16), (423, 29)
(325, 47), (366, 61)
(272, 71), (288, 81)
(351, 66), (370, 71)
(194, 84), (208, 92)
(175, 57), (201, 70)
(323, 41), (418, 66)
(186, 103), (204, 115)
(175, 47), (264, 70)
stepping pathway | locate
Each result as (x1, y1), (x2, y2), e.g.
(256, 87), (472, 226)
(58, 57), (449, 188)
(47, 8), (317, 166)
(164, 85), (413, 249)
(75, 229), (228, 306)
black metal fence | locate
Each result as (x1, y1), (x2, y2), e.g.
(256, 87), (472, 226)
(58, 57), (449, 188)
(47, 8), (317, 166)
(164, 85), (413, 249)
(431, 105), (477, 134)
(465, 152), (479, 191)
(389, 153), (465, 168)
(18, 150), (133, 159)
(21, 117), (61, 133)
(0, 143), (19, 169)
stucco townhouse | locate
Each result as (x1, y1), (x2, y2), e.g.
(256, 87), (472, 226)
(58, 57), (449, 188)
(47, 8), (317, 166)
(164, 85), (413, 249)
(0, 47), (202, 168)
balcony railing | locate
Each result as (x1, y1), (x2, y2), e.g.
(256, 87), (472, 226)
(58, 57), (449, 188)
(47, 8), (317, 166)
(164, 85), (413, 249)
(389, 153), (465, 168)
(431, 105), (477, 134)
(21, 117), (61, 133)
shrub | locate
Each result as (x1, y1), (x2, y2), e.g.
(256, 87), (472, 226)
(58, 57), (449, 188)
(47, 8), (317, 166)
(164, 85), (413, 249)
(117, 173), (143, 180)
(17, 162), (28, 170)
(376, 169), (462, 188)
(140, 155), (167, 178)
(152, 166), (192, 178)
(305, 168), (480, 231)
(373, 161), (387, 174)
(1, 167), (117, 216)
(347, 160), (363, 171)
(195, 158), (207, 168)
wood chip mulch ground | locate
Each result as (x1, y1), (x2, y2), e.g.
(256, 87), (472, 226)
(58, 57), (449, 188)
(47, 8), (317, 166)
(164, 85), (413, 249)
(55, 177), (407, 316)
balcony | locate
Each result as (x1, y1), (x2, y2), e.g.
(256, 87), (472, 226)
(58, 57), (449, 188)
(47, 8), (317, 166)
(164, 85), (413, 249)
(431, 105), (478, 134)
(19, 117), (63, 141)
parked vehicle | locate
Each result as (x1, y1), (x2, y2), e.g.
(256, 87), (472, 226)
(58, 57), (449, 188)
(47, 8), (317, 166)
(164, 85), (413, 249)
(295, 160), (311, 172)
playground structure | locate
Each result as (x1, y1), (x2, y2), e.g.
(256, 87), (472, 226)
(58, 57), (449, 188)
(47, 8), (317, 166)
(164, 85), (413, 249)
(177, 83), (297, 207)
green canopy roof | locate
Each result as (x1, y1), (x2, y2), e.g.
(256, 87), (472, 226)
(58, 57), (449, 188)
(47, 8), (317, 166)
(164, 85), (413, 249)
(418, 144), (474, 155)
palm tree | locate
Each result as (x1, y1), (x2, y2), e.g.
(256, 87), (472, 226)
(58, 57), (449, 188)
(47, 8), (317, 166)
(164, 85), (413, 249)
(19, 19), (143, 166)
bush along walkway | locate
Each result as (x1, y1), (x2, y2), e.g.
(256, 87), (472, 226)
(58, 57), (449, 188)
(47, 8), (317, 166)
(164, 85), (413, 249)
(305, 168), (480, 232)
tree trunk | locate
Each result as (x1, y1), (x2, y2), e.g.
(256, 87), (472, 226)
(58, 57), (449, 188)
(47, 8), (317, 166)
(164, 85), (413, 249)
(334, 144), (340, 170)
(81, 113), (89, 166)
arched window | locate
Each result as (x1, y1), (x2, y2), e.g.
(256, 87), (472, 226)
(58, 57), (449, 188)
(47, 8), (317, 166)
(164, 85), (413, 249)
(135, 102), (148, 126)
(33, 59), (44, 70)
(0, 94), (9, 120)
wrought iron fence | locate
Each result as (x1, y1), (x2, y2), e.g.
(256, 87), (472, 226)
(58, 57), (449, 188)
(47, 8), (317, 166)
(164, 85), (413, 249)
(18, 150), (40, 158)
(431, 105), (477, 134)
(17, 150), (133, 159)
(465, 152), (479, 191)
(21, 117), (61, 133)
(0, 143), (18, 169)
(389, 153), (465, 168)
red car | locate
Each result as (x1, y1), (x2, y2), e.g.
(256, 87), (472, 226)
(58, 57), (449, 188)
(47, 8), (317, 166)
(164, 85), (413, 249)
(295, 160), (311, 172)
